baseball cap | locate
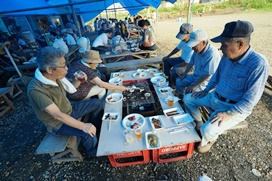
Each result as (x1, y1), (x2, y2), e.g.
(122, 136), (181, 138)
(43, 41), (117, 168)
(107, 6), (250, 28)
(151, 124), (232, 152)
(211, 20), (254, 42)
(61, 29), (67, 34)
(176, 23), (193, 40)
(187, 30), (208, 47)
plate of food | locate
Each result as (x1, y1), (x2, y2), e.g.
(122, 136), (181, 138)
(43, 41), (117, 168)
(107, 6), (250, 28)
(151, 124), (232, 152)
(102, 112), (120, 121)
(163, 107), (185, 117)
(133, 72), (147, 79)
(172, 113), (194, 125)
(105, 52), (111, 55)
(122, 113), (145, 130)
(105, 93), (123, 104)
(153, 72), (165, 77)
(149, 116), (164, 130)
(131, 47), (141, 52)
(159, 87), (173, 94)
(145, 131), (161, 150)
(148, 68), (159, 73)
(111, 72), (120, 78)
(150, 76), (166, 84)
(109, 77), (123, 85)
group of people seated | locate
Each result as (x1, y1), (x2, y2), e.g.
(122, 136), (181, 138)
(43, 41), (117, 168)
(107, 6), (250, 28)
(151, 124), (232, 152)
(27, 19), (269, 158)
(163, 21), (269, 153)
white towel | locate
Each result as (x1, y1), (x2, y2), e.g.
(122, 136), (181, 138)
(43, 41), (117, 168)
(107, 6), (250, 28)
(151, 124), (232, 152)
(35, 68), (77, 93)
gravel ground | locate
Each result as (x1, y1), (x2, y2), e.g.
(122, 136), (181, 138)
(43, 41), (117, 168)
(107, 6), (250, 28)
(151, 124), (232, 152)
(0, 11), (271, 181)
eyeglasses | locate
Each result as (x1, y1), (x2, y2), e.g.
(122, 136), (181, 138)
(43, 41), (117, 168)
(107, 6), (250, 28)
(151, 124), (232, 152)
(56, 65), (67, 69)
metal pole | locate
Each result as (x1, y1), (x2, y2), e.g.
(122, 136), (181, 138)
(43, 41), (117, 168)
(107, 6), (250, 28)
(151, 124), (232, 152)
(187, 0), (191, 23)
(69, 0), (82, 37)
(113, 1), (117, 19)
(4, 46), (22, 77)
(104, 1), (109, 20)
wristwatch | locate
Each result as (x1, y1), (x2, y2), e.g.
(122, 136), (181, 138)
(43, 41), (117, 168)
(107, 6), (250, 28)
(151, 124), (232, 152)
(227, 110), (234, 116)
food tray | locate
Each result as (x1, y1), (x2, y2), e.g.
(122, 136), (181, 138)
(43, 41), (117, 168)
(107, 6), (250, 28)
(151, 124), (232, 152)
(133, 72), (147, 79)
(111, 72), (120, 78)
(150, 76), (166, 84)
(109, 77), (123, 85)
(149, 116), (165, 130)
(102, 112), (120, 121)
(159, 87), (173, 94)
(145, 131), (161, 150)
(105, 93), (123, 104)
(163, 107), (185, 117)
(122, 113), (145, 130)
(172, 113), (194, 125)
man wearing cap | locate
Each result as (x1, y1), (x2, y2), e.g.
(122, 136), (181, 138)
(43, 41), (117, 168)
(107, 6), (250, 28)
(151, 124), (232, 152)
(61, 29), (76, 46)
(162, 23), (194, 87)
(50, 35), (68, 54)
(67, 50), (127, 101)
(176, 30), (220, 99)
(184, 20), (269, 153)
(28, 46), (102, 157)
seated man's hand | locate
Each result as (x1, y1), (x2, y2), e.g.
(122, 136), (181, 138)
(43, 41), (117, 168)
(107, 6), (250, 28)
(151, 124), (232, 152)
(82, 123), (96, 137)
(162, 56), (169, 62)
(211, 112), (233, 127)
(191, 90), (208, 98)
(185, 84), (196, 94)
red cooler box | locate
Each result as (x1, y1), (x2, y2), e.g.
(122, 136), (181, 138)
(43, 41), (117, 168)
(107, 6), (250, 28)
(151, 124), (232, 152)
(152, 143), (195, 163)
(108, 150), (150, 167)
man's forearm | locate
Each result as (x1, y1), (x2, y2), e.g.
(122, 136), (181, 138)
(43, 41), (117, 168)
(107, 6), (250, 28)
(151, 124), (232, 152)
(167, 48), (180, 58)
(193, 75), (211, 87)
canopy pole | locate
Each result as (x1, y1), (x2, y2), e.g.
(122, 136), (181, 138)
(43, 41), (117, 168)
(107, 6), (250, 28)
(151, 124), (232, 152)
(4, 46), (22, 77)
(104, 1), (109, 20)
(113, 0), (117, 19)
(69, 0), (82, 37)
(187, 0), (191, 23)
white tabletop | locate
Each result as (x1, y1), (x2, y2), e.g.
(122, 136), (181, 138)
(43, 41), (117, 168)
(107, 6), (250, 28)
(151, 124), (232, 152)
(97, 70), (201, 156)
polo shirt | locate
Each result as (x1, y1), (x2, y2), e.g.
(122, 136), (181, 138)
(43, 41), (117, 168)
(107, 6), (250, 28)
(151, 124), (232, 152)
(27, 78), (72, 132)
(92, 33), (108, 47)
(176, 40), (194, 63)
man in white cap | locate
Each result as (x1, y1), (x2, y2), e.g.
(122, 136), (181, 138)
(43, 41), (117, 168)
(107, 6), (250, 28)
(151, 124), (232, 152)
(50, 35), (68, 54)
(184, 20), (269, 153)
(176, 30), (220, 102)
(67, 50), (127, 101)
(162, 23), (194, 87)
(61, 29), (76, 46)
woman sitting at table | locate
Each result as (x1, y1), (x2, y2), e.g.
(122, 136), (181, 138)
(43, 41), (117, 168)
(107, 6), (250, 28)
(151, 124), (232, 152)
(112, 31), (127, 52)
(138, 20), (157, 51)
(77, 37), (109, 81)
(120, 21), (130, 40)
(67, 50), (127, 101)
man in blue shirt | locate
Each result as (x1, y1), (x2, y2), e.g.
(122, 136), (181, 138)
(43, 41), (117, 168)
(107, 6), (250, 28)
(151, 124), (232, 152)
(162, 23), (194, 87)
(176, 30), (220, 98)
(184, 20), (269, 153)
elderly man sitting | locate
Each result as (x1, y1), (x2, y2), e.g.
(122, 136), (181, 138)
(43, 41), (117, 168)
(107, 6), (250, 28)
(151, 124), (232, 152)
(27, 46), (102, 157)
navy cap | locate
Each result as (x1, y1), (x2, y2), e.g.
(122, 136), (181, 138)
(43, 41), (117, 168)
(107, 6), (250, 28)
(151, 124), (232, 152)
(211, 20), (254, 42)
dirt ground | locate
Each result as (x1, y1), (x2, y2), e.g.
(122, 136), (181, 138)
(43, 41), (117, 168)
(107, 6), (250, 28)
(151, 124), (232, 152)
(0, 11), (271, 181)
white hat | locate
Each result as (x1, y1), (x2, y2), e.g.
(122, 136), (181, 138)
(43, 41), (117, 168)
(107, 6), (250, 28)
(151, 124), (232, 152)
(187, 30), (208, 47)
(77, 37), (90, 53)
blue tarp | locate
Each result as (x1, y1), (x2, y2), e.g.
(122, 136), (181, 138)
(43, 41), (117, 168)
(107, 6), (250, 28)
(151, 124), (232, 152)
(0, 0), (177, 22)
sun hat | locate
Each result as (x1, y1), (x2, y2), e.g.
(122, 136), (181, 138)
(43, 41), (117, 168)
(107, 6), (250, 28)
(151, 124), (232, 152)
(77, 37), (90, 53)
(211, 20), (254, 42)
(82, 50), (102, 64)
(61, 29), (67, 34)
(66, 28), (73, 34)
(186, 30), (208, 47)
(176, 23), (193, 40)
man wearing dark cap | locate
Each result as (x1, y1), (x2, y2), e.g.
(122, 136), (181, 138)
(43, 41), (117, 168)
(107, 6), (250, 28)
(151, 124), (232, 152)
(184, 20), (269, 153)
(162, 23), (194, 87)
